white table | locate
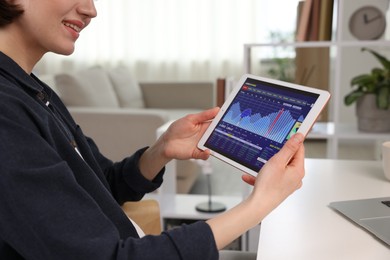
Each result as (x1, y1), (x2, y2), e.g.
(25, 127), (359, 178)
(257, 158), (390, 259)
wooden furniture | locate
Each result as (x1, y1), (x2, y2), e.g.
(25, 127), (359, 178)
(257, 159), (390, 259)
(121, 199), (162, 235)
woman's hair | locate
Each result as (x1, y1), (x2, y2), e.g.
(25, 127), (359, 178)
(0, 1), (24, 27)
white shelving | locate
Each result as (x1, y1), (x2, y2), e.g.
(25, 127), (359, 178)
(243, 0), (390, 159)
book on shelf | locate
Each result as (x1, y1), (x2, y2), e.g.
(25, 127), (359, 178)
(294, 0), (334, 121)
(295, 47), (330, 121)
(216, 77), (237, 107)
(308, 0), (321, 41)
(296, 0), (313, 41)
(296, 1), (305, 38)
(216, 78), (226, 107)
(318, 0), (334, 41)
(296, 0), (334, 41)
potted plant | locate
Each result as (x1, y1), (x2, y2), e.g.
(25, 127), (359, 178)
(344, 48), (390, 132)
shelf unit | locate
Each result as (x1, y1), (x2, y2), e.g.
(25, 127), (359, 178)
(243, 0), (390, 159)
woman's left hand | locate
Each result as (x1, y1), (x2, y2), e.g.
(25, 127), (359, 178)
(138, 107), (219, 180)
(160, 107), (219, 161)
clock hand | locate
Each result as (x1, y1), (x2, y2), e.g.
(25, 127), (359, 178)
(364, 14), (382, 24)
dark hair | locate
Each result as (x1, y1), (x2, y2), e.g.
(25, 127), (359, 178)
(0, 1), (24, 27)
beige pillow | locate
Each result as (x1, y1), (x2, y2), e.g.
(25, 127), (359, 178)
(55, 67), (120, 108)
(107, 66), (145, 108)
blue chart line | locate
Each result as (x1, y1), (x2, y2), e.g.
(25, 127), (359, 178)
(222, 100), (299, 143)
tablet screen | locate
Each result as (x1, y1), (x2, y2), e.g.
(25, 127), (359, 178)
(203, 77), (320, 173)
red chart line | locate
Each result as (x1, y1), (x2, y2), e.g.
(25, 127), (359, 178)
(266, 108), (284, 135)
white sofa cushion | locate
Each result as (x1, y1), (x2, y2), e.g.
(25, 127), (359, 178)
(55, 67), (120, 108)
(163, 109), (203, 121)
(108, 66), (145, 108)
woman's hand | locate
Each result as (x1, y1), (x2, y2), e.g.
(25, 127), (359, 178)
(207, 133), (305, 250)
(247, 133), (305, 215)
(159, 107), (220, 161)
(138, 107), (219, 180)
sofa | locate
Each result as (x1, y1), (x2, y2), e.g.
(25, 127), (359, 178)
(40, 66), (215, 194)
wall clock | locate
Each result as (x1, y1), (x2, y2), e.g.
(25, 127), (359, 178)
(349, 5), (387, 40)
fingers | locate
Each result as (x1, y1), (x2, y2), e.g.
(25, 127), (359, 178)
(289, 142), (305, 167)
(192, 149), (211, 160)
(241, 174), (256, 186)
(189, 107), (220, 123)
(242, 134), (304, 187)
(272, 133), (304, 166)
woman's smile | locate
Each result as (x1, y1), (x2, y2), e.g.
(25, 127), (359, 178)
(62, 20), (84, 39)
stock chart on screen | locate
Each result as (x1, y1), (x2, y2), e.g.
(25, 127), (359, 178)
(205, 78), (318, 172)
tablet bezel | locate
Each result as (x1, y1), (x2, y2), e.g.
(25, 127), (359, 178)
(198, 74), (331, 177)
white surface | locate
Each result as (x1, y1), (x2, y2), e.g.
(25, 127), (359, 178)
(308, 122), (390, 159)
(257, 158), (390, 260)
(309, 122), (390, 140)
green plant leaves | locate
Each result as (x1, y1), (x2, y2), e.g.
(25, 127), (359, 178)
(362, 48), (390, 70)
(344, 89), (364, 106)
(344, 48), (390, 109)
(350, 74), (375, 92)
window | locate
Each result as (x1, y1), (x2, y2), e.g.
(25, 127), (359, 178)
(37, 0), (300, 81)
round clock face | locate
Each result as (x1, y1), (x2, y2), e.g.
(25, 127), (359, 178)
(349, 6), (386, 40)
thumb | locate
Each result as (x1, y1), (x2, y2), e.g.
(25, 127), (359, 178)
(271, 133), (304, 166)
(190, 107), (220, 123)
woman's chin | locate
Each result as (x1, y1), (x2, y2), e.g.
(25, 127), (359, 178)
(53, 45), (76, 56)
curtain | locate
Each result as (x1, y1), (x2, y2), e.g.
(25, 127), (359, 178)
(36, 0), (299, 81)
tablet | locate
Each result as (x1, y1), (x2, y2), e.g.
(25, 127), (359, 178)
(198, 74), (330, 177)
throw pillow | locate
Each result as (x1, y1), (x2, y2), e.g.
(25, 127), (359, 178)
(55, 67), (120, 108)
(107, 66), (145, 108)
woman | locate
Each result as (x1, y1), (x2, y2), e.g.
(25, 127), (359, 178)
(0, 0), (305, 259)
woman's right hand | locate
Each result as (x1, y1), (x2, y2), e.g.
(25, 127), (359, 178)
(207, 133), (305, 250)
(245, 133), (306, 217)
